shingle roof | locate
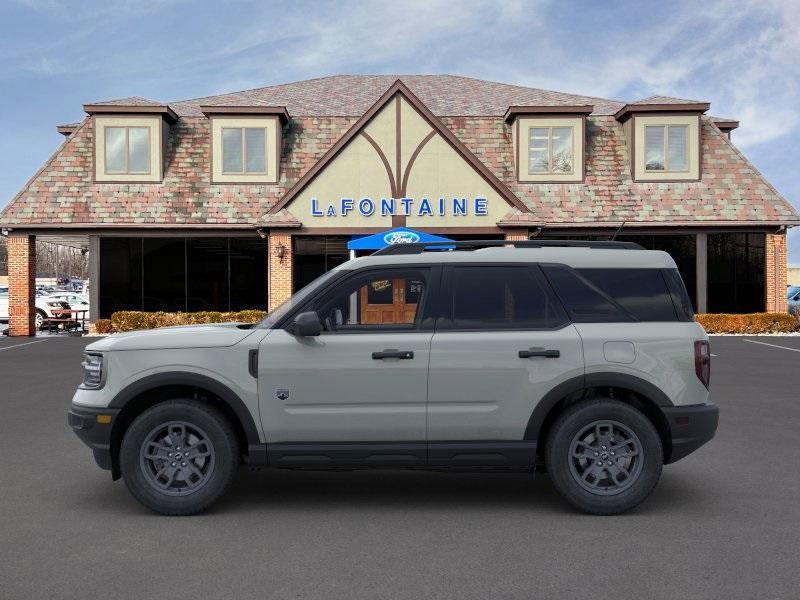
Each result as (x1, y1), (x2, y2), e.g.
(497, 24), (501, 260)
(86, 96), (164, 107)
(1, 75), (795, 229)
(631, 95), (707, 105)
(168, 74), (626, 117)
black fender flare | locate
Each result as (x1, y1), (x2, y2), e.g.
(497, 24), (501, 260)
(523, 372), (673, 441)
(108, 371), (261, 446)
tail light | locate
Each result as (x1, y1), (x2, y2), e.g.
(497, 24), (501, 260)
(694, 340), (711, 389)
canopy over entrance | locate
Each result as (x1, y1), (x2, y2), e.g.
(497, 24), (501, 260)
(347, 227), (453, 251)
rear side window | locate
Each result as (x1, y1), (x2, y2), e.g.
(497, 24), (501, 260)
(662, 268), (695, 321)
(446, 266), (568, 330)
(577, 268), (679, 321)
(541, 265), (632, 322)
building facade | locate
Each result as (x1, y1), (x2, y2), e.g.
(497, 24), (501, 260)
(1, 75), (797, 335)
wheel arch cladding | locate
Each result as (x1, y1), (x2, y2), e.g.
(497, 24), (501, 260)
(526, 373), (674, 462)
(107, 372), (260, 479)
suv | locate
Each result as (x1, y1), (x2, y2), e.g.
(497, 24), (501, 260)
(68, 240), (718, 515)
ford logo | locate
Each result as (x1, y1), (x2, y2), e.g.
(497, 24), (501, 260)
(384, 231), (421, 245)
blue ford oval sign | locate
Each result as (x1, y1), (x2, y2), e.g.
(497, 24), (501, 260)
(384, 231), (420, 245)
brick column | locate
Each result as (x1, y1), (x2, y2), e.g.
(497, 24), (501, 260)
(268, 231), (293, 311)
(504, 229), (529, 242)
(765, 233), (788, 313)
(8, 234), (36, 336)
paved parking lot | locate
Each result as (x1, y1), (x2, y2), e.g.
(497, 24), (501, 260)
(1, 335), (798, 599)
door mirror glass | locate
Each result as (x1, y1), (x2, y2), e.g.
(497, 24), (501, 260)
(292, 311), (322, 337)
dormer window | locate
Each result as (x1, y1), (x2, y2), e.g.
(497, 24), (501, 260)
(201, 106), (289, 184)
(222, 127), (268, 174)
(105, 126), (151, 174)
(528, 126), (574, 174)
(84, 101), (175, 183)
(644, 124), (688, 172)
(505, 105), (590, 184)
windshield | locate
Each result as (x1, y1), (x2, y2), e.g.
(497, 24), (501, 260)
(259, 269), (342, 328)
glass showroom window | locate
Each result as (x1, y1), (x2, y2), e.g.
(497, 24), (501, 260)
(222, 127), (267, 174)
(645, 125), (688, 171)
(104, 126), (150, 174)
(528, 127), (573, 174)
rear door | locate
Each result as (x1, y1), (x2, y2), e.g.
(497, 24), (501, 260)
(426, 264), (584, 467)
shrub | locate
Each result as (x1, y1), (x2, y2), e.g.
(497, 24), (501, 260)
(93, 319), (114, 334)
(110, 310), (267, 332)
(695, 312), (799, 334)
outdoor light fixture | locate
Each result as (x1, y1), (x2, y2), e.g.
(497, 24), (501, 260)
(275, 243), (286, 263)
(0, 228), (9, 236)
(256, 228), (267, 239)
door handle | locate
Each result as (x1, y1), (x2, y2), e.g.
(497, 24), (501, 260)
(519, 347), (560, 359)
(372, 349), (414, 360)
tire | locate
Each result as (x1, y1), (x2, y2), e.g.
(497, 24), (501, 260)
(35, 309), (46, 330)
(545, 399), (663, 515)
(120, 400), (239, 515)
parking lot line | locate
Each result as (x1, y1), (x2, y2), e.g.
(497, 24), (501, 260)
(742, 338), (800, 353)
(0, 339), (49, 352)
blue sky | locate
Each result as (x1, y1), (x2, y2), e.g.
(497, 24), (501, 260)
(1, 0), (798, 259)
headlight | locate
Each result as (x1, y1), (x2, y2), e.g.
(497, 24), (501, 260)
(81, 353), (104, 389)
(46, 301), (61, 307)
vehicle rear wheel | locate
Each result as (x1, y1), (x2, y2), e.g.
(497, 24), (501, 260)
(545, 398), (662, 515)
(120, 400), (239, 515)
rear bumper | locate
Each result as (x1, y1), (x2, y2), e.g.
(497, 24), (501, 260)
(68, 405), (120, 471)
(662, 402), (719, 464)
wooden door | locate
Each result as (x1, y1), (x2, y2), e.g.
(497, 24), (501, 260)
(360, 278), (419, 324)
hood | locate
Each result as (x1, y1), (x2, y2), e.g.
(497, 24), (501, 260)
(86, 323), (257, 352)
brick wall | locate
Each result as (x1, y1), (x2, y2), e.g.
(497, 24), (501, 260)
(765, 233), (788, 313)
(268, 231), (294, 311)
(7, 234), (36, 336)
(504, 230), (529, 241)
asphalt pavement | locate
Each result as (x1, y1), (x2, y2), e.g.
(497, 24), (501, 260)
(0, 335), (798, 599)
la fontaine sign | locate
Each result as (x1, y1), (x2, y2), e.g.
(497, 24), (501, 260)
(310, 196), (489, 218)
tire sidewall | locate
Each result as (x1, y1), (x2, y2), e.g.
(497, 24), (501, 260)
(120, 400), (238, 515)
(546, 400), (663, 515)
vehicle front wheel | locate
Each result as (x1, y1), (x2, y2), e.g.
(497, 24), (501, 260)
(545, 399), (663, 515)
(120, 400), (239, 515)
(35, 309), (45, 329)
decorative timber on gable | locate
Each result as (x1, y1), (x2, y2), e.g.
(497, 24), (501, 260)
(267, 80), (529, 228)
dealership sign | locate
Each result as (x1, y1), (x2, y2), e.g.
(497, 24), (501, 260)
(310, 196), (489, 218)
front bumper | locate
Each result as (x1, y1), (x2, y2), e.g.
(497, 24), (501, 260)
(662, 402), (719, 464)
(68, 404), (120, 472)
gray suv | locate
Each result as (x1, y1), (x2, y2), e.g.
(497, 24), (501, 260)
(69, 240), (718, 515)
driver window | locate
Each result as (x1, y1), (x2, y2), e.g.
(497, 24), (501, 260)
(313, 269), (429, 332)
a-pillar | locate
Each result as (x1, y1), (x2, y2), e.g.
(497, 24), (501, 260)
(268, 230), (294, 311)
(8, 233), (36, 336)
(765, 232), (788, 313)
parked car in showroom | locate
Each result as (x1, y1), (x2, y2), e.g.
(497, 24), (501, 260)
(68, 240), (717, 516)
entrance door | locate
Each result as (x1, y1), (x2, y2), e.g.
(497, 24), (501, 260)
(258, 266), (438, 466)
(360, 277), (423, 324)
(426, 265), (584, 467)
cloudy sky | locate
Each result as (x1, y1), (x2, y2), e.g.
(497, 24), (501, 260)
(1, 0), (798, 258)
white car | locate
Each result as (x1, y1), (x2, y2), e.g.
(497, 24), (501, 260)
(47, 292), (90, 312)
(1, 287), (73, 328)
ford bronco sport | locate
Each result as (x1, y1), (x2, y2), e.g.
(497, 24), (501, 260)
(68, 240), (718, 515)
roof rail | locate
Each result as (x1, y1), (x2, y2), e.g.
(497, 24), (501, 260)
(372, 239), (644, 256)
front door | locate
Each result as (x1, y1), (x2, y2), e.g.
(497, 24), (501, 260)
(426, 265), (584, 467)
(360, 278), (421, 324)
(258, 266), (437, 466)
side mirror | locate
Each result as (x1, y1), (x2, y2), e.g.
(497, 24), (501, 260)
(292, 311), (322, 337)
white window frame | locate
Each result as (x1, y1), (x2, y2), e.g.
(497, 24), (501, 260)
(527, 126), (575, 176)
(221, 127), (269, 175)
(644, 124), (689, 173)
(516, 116), (584, 183)
(104, 126), (152, 175)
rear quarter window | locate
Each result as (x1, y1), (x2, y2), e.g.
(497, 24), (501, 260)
(576, 268), (679, 321)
